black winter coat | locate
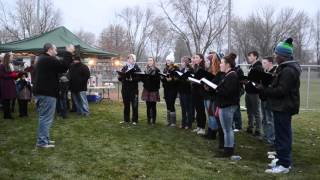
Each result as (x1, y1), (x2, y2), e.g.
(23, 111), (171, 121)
(118, 64), (141, 91)
(33, 52), (73, 98)
(143, 67), (160, 92)
(177, 67), (193, 94)
(215, 70), (240, 108)
(245, 60), (264, 94)
(161, 64), (179, 90)
(262, 60), (301, 115)
(69, 62), (90, 93)
(191, 65), (207, 98)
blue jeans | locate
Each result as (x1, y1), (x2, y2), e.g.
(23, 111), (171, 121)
(274, 111), (292, 168)
(72, 91), (89, 116)
(219, 105), (237, 148)
(179, 93), (193, 128)
(36, 95), (56, 146)
(233, 105), (242, 130)
(262, 101), (275, 144)
(204, 100), (218, 129)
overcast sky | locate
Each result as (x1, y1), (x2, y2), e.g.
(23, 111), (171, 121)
(6, 0), (320, 36)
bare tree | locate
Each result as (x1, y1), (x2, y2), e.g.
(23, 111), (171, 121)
(148, 17), (174, 62)
(99, 24), (130, 56)
(75, 29), (96, 46)
(117, 6), (154, 61)
(0, 0), (20, 40)
(290, 11), (312, 63)
(231, 16), (255, 62)
(0, 29), (17, 44)
(160, 0), (228, 55)
(0, 0), (61, 41)
(37, 0), (62, 34)
(232, 6), (313, 63)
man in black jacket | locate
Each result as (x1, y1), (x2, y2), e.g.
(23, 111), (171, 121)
(261, 57), (277, 146)
(245, 51), (264, 136)
(261, 38), (301, 174)
(69, 56), (90, 116)
(118, 54), (141, 125)
(34, 43), (74, 148)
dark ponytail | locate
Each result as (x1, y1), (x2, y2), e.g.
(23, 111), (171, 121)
(223, 53), (237, 69)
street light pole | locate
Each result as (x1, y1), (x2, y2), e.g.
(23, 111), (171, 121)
(227, 0), (232, 54)
(37, 0), (40, 31)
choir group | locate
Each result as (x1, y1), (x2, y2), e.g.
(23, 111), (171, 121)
(117, 38), (301, 174)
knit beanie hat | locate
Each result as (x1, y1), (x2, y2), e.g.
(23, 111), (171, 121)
(208, 52), (224, 62)
(216, 52), (224, 61)
(275, 38), (293, 58)
(166, 53), (175, 63)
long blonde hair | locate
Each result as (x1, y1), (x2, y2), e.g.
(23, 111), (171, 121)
(3, 53), (13, 72)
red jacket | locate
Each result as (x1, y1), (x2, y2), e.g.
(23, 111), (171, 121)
(0, 64), (17, 100)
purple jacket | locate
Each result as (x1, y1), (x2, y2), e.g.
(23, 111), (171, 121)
(0, 64), (16, 100)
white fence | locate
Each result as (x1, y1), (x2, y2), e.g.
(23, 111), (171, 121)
(88, 62), (320, 111)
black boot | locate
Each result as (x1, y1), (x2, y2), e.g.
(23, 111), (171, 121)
(223, 147), (234, 157)
(204, 128), (216, 140)
(215, 147), (234, 158)
(212, 130), (217, 140)
(218, 127), (224, 149)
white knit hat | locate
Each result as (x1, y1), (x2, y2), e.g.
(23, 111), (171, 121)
(166, 53), (175, 63)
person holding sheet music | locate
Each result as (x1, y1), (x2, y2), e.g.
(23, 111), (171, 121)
(214, 53), (240, 157)
(118, 54), (141, 125)
(202, 52), (222, 139)
(245, 51), (264, 137)
(161, 57), (179, 127)
(191, 54), (207, 135)
(177, 56), (194, 129)
(260, 57), (277, 146)
(258, 38), (301, 174)
(233, 65), (245, 132)
(141, 57), (161, 125)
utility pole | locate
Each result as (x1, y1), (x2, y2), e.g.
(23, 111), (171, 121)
(227, 0), (232, 54)
(37, 0), (40, 32)
(317, 11), (320, 66)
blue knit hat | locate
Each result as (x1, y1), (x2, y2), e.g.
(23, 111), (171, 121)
(216, 52), (224, 61)
(274, 38), (293, 58)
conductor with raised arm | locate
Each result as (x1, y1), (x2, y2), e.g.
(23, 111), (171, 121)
(34, 43), (75, 148)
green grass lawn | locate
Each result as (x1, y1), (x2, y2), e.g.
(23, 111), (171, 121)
(0, 101), (320, 180)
